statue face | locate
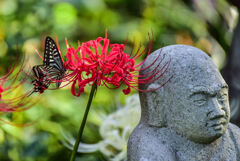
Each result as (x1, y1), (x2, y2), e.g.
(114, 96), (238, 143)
(166, 79), (230, 144)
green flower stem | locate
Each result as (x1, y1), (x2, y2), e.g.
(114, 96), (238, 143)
(69, 83), (97, 161)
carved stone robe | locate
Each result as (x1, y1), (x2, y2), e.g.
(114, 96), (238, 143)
(127, 123), (240, 161)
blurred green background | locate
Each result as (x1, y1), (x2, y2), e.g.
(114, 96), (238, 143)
(0, 0), (238, 160)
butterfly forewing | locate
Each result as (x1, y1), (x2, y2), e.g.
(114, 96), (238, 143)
(44, 36), (63, 71)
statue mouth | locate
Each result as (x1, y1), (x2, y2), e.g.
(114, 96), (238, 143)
(208, 119), (227, 130)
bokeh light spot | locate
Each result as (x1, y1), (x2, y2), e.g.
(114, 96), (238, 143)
(0, 40), (8, 57)
(53, 3), (77, 26)
(0, 0), (17, 15)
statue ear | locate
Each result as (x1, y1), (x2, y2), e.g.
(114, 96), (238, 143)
(146, 83), (166, 127)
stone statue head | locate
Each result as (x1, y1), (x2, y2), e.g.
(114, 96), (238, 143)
(139, 45), (230, 144)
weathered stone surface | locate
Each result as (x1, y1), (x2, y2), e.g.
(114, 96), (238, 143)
(127, 45), (240, 161)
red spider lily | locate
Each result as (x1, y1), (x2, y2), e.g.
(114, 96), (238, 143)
(0, 58), (35, 112)
(63, 33), (171, 96)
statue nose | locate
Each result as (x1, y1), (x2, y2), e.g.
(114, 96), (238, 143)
(208, 98), (225, 120)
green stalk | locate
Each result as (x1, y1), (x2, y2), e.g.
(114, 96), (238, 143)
(69, 83), (97, 161)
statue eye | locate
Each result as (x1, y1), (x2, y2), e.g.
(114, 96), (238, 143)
(191, 93), (207, 106)
(194, 99), (207, 106)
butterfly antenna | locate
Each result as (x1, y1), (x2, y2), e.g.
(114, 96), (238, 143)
(33, 46), (44, 60)
(27, 89), (35, 97)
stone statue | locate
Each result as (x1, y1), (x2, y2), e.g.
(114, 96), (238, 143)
(127, 45), (240, 161)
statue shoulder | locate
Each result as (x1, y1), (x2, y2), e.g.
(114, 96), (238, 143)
(226, 123), (240, 154)
(127, 124), (177, 161)
(228, 123), (240, 138)
(228, 123), (240, 134)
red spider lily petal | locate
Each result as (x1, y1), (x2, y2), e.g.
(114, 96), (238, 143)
(0, 98), (36, 113)
(122, 86), (131, 95)
(71, 77), (89, 97)
(0, 85), (3, 99)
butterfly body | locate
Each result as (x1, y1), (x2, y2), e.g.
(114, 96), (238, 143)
(30, 36), (65, 95)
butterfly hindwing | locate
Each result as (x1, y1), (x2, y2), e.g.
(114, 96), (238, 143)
(31, 65), (52, 94)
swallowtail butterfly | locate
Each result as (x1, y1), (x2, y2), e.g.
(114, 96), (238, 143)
(30, 36), (65, 95)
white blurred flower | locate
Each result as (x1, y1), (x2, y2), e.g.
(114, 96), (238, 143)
(62, 94), (141, 161)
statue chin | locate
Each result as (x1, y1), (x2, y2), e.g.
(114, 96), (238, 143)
(181, 122), (229, 144)
(186, 133), (224, 144)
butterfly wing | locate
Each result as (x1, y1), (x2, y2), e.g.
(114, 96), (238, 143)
(32, 65), (62, 88)
(42, 65), (63, 88)
(31, 65), (51, 95)
(44, 36), (63, 71)
(32, 65), (52, 86)
(44, 36), (65, 87)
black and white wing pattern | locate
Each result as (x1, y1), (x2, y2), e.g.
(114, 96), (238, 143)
(31, 65), (52, 94)
(44, 36), (63, 71)
(44, 36), (65, 88)
(33, 65), (62, 82)
(30, 36), (65, 95)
